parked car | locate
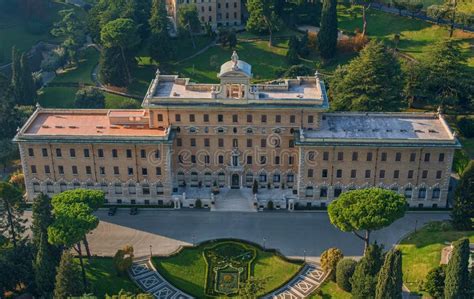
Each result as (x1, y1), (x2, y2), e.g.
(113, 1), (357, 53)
(130, 207), (138, 215)
(108, 206), (117, 216)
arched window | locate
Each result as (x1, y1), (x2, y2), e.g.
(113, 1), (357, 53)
(287, 174), (294, 184)
(418, 188), (426, 199)
(246, 172), (253, 187)
(156, 183), (164, 195)
(204, 172), (212, 187)
(115, 183), (122, 194)
(60, 182), (67, 192)
(46, 182), (54, 193)
(218, 172), (225, 187)
(142, 183), (150, 195)
(128, 183), (136, 195)
(334, 187), (342, 198)
(33, 182), (40, 193)
(177, 172), (185, 186)
(404, 187), (412, 199)
(191, 172), (198, 185)
(432, 188), (440, 199)
(273, 173), (280, 183)
(73, 182), (80, 189)
(259, 173), (267, 183)
(101, 183), (109, 194)
(305, 186), (314, 198)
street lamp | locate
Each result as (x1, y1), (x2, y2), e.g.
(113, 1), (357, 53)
(303, 249), (306, 262)
(263, 237), (266, 249)
(192, 234), (196, 246)
(149, 245), (153, 258)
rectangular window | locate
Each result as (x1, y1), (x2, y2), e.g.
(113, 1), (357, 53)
(367, 152), (373, 161)
(218, 155), (224, 164)
(31, 165), (37, 173)
(247, 114), (252, 123)
(124, 149), (131, 158)
(112, 149), (118, 158)
(337, 152), (343, 161)
(352, 152), (358, 161)
(320, 188), (328, 198)
(261, 115), (267, 123)
(191, 155), (196, 163)
(44, 165), (50, 174)
(140, 149), (146, 159)
(157, 114), (163, 121)
(69, 148), (75, 158)
(379, 170), (385, 178)
(28, 148), (34, 157)
(246, 139), (252, 148)
(322, 169), (328, 178)
(175, 114), (181, 121)
(86, 166), (91, 175)
(218, 114), (224, 122)
(204, 155), (210, 164)
(232, 138), (238, 147)
(323, 152), (329, 161)
(307, 169), (314, 178)
(99, 167), (105, 175)
(128, 167), (134, 175)
(204, 138), (210, 147)
(190, 138), (196, 147)
(394, 170), (399, 179)
(424, 153), (431, 162)
(351, 169), (356, 178)
(365, 170), (371, 178)
(218, 138), (224, 147)
(290, 115), (296, 123)
(142, 168), (148, 176)
(156, 167), (162, 175)
(56, 148), (62, 157)
(113, 166), (119, 175)
(260, 139), (266, 148)
(336, 169), (342, 178)
(247, 155), (252, 164)
(275, 156), (280, 165)
(203, 114), (209, 122)
(232, 114), (238, 123)
(438, 153), (445, 162)
(98, 149), (104, 158)
(408, 170), (414, 179)
(289, 156), (294, 165)
(395, 152), (402, 162)
(189, 114), (195, 122)
(260, 156), (266, 165)
(381, 152), (387, 161)
(308, 115), (314, 124)
(177, 138), (182, 146)
(72, 166), (78, 175)
(422, 170), (428, 179)
(275, 115), (281, 123)
(436, 170), (442, 179)
(42, 148), (48, 157)
(58, 165), (64, 175)
(84, 148), (90, 158)
(410, 153), (416, 162)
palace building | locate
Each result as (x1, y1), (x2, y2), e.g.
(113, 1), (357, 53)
(15, 52), (461, 210)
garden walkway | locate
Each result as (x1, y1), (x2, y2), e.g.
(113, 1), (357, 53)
(129, 256), (194, 299)
(264, 263), (328, 299)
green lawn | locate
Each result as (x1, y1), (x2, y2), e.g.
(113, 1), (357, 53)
(152, 240), (303, 298)
(54, 47), (99, 85)
(104, 92), (141, 109)
(380, 0), (474, 14)
(79, 257), (139, 298)
(396, 221), (474, 295)
(309, 281), (351, 299)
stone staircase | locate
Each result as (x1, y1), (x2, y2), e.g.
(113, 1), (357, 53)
(128, 256), (193, 299)
(212, 189), (257, 212)
(263, 263), (328, 299)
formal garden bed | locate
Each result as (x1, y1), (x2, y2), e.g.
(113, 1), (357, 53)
(152, 239), (303, 298)
(396, 221), (474, 296)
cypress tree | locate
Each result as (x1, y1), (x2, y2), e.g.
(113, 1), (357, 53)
(444, 238), (470, 299)
(317, 0), (338, 59)
(375, 249), (403, 299)
(32, 193), (54, 248)
(99, 47), (129, 87)
(286, 36), (300, 65)
(19, 52), (37, 105)
(53, 251), (84, 299)
(148, 0), (172, 63)
(425, 265), (446, 299)
(350, 243), (384, 299)
(10, 46), (24, 104)
(451, 161), (474, 230)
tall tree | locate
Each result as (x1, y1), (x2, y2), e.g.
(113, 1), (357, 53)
(360, 0), (374, 36)
(246, 0), (281, 46)
(20, 52), (37, 105)
(0, 182), (26, 248)
(0, 73), (19, 139)
(330, 41), (405, 111)
(148, 0), (172, 63)
(99, 47), (129, 87)
(350, 243), (384, 299)
(375, 249), (403, 299)
(328, 188), (406, 251)
(444, 238), (470, 299)
(100, 18), (140, 85)
(177, 4), (201, 33)
(317, 0), (338, 59)
(0, 241), (35, 294)
(74, 87), (106, 109)
(10, 47), (24, 105)
(286, 36), (300, 65)
(51, 9), (86, 65)
(451, 161), (474, 230)
(32, 193), (61, 296)
(53, 251), (84, 298)
(425, 265), (446, 299)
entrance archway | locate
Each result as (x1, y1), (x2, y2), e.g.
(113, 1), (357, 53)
(231, 174), (240, 189)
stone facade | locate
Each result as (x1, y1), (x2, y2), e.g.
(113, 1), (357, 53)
(15, 54), (461, 208)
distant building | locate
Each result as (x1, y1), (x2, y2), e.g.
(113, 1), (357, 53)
(15, 52), (460, 209)
(167, 0), (243, 30)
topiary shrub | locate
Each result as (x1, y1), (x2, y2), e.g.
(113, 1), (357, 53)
(195, 199), (202, 208)
(113, 245), (134, 276)
(336, 258), (357, 292)
(321, 247), (344, 281)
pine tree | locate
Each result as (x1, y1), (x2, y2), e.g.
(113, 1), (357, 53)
(330, 41), (405, 112)
(375, 249), (402, 299)
(317, 0), (338, 59)
(54, 251), (84, 299)
(350, 243), (384, 299)
(444, 238), (470, 299)
(10, 46), (25, 105)
(0, 182), (26, 248)
(20, 52), (37, 105)
(99, 47), (129, 87)
(32, 193), (54, 248)
(451, 161), (474, 230)
(148, 0), (172, 63)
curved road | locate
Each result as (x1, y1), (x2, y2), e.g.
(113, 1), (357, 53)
(75, 210), (449, 261)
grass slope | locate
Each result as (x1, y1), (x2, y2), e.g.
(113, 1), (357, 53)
(309, 281), (351, 299)
(54, 47), (99, 85)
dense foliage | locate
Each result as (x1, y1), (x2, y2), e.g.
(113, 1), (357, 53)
(75, 87), (106, 109)
(54, 251), (84, 298)
(375, 249), (402, 299)
(444, 238), (471, 298)
(451, 161), (474, 230)
(336, 258), (357, 292)
(320, 247), (344, 281)
(350, 243), (384, 299)
(425, 265), (446, 299)
(317, 0), (338, 59)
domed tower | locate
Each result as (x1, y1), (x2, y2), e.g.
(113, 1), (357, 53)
(215, 51), (257, 100)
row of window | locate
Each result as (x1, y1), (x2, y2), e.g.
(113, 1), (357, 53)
(31, 165), (162, 177)
(176, 137), (293, 148)
(177, 154), (296, 165)
(307, 168), (443, 180)
(164, 113), (314, 124)
(308, 151), (445, 163)
(28, 148), (161, 159)
(32, 182), (165, 196)
(305, 186), (441, 200)
(176, 171), (294, 187)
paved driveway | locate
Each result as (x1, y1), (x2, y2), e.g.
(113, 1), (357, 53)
(82, 210), (448, 261)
